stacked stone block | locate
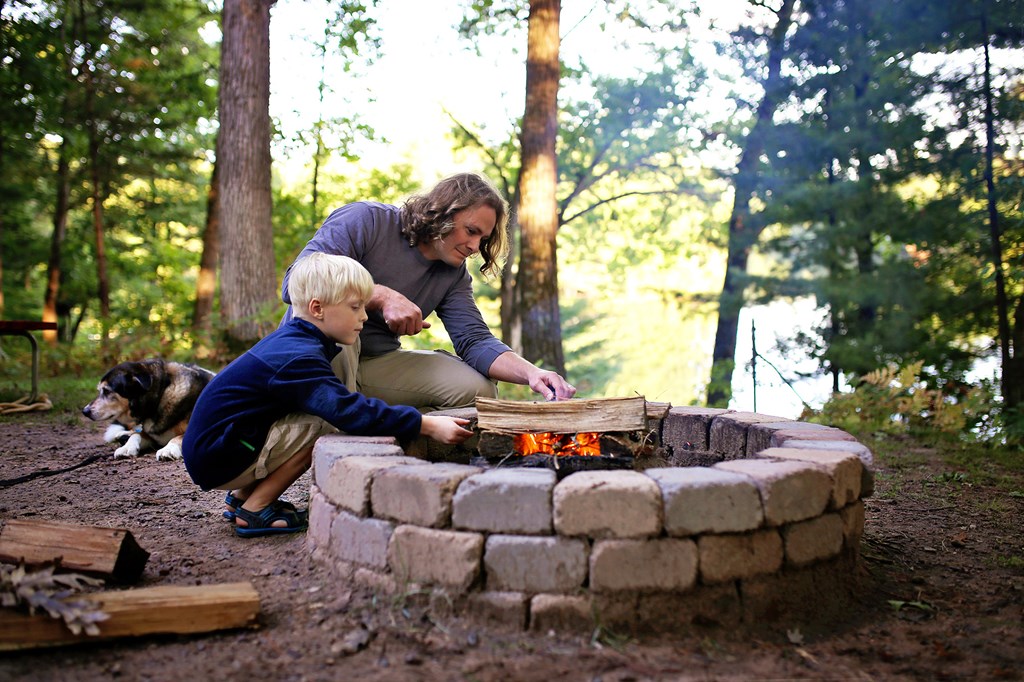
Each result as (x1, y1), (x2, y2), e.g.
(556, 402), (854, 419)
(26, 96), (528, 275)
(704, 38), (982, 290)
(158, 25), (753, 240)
(307, 406), (872, 632)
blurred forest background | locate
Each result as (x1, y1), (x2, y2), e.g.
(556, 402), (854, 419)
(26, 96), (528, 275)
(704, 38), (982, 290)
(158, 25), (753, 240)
(1, 0), (1022, 442)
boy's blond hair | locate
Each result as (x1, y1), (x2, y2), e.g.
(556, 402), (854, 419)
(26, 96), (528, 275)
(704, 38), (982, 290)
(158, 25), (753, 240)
(288, 252), (374, 316)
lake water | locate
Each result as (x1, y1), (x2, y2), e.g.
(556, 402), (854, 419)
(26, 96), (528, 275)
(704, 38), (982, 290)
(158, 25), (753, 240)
(563, 294), (840, 420)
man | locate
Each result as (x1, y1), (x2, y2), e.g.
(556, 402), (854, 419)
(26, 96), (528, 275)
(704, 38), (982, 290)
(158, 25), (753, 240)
(281, 172), (575, 409)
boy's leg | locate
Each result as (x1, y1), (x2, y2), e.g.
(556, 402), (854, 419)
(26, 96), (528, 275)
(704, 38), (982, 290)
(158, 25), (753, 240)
(356, 349), (497, 410)
(218, 413), (337, 527)
(235, 443), (314, 526)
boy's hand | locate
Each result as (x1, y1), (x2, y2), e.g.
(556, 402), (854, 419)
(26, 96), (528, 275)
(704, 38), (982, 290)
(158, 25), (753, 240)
(421, 415), (474, 445)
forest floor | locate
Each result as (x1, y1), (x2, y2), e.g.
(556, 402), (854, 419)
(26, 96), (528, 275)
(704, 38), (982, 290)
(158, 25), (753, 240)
(0, 410), (1022, 681)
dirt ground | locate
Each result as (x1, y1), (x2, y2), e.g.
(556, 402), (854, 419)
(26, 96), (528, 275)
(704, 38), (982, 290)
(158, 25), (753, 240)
(1, 411), (1022, 681)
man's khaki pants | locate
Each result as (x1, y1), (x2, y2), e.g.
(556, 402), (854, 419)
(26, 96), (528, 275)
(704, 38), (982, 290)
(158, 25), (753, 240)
(331, 341), (497, 411)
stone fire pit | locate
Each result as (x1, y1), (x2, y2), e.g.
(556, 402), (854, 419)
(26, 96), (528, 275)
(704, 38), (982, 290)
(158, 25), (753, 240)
(306, 405), (873, 633)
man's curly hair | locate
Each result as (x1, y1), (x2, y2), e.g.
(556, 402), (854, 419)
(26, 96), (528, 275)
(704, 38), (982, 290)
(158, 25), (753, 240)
(400, 173), (509, 277)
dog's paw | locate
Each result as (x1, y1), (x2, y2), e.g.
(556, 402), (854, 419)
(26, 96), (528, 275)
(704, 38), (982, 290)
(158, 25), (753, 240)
(113, 433), (143, 458)
(155, 443), (183, 462)
(103, 423), (131, 444)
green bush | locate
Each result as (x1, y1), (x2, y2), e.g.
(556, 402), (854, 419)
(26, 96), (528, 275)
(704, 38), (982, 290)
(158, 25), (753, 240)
(810, 361), (993, 440)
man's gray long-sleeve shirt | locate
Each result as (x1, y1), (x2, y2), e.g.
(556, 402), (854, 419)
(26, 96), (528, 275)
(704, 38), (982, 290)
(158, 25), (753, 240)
(281, 202), (511, 377)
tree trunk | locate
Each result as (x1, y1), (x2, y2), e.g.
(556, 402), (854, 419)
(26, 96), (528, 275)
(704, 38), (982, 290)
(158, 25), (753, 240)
(192, 136), (220, 332)
(500, 201), (521, 353)
(515, 0), (564, 375)
(79, 0), (109, 338)
(706, 0), (795, 408)
(217, 0), (278, 349)
(980, 11), (1015, 413)
(43, 139), (70, 347)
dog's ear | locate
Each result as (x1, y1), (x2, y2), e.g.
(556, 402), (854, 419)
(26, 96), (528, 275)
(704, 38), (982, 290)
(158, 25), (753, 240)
(113, 369), (152, 398)
(131, 372), (153, 394)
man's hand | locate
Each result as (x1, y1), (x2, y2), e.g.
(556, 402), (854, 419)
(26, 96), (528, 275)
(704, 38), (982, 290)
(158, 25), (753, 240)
(488, 352), (578, 402)
(420, 416), (474, 445)
(374, 285), (432, 337)
(529, 370), (576, 401)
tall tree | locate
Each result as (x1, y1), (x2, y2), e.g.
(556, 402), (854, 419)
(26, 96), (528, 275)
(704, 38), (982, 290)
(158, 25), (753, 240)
(748, 0), (1022, 432)
(218, 0), (277, 348)
(515, 0), (564, 374)
(706, 0), (796, 407)
(79, 0), (110, 334)
(192, 135), (220, 333)
(40, 1), (78, 346)
(978, 4), (1023, 423)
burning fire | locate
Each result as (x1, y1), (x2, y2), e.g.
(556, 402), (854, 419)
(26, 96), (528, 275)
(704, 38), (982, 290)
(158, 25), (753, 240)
(513, 432), (601, 457)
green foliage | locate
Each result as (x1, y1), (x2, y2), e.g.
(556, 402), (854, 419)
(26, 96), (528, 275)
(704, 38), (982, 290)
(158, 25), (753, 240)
(811, 361), (992, 438)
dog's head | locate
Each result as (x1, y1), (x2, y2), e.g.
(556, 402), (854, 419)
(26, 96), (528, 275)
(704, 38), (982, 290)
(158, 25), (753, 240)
(81, 361), (159, 427)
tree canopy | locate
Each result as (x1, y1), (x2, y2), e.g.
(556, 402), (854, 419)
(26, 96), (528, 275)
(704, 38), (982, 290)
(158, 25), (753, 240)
(1, 0), (1022, 438)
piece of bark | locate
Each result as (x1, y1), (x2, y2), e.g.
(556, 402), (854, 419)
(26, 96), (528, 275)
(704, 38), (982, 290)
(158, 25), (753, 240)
(646, 401), (671, 420)
(0, 581), (261, 651)
(0, 519), (149, 584)
(474, 396), (647, 434)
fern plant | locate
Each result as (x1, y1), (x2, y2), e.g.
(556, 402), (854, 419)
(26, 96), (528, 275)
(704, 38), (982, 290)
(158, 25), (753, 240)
(811, 361), (987, 437)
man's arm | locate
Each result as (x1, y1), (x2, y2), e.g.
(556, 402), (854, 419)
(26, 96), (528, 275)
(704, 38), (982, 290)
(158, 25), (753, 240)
(487, 351), (576, 401)
(370, 284), (432, 337)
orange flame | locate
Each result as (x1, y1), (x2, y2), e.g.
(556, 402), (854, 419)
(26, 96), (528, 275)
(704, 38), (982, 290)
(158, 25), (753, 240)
(513, 432), (601, 457)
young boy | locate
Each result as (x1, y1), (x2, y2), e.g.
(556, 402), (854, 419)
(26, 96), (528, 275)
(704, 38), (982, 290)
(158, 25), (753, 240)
(182, 252), (473, 538)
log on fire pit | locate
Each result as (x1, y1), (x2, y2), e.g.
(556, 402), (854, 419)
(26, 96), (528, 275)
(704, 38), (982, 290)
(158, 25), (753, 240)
(473, 396), (652, 478)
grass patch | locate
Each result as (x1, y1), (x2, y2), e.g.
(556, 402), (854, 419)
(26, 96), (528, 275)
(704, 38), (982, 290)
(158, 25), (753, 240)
(994, 554), (1024, 570)
(1, 343), (107, 423)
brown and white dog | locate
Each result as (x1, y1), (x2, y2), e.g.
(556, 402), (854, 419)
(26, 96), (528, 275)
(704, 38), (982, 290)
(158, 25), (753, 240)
(82, 359), (215, 461)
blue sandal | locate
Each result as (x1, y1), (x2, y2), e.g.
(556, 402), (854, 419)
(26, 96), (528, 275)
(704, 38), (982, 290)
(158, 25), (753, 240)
(234, 500), (309, 538)
(223, 492), (245, 521)
(224, 493), (302, 522)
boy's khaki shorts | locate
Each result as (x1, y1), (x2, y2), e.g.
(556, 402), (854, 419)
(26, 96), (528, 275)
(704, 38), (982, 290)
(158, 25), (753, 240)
(216, 413), (337, 491)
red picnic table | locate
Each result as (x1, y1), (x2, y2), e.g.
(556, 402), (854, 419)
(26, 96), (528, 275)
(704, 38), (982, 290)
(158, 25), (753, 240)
(0, 321), (58, 403)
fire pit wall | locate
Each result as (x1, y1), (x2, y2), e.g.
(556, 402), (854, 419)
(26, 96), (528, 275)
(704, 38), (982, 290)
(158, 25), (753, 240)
(306, 406), (873, 633)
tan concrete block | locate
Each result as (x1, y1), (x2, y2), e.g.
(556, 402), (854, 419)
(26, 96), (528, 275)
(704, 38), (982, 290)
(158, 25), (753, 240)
(330, 510), (395, 569)
(714, 459), (831, 525)
(698, 529), (783, 583)
(315, 433), (400, 449)
(775, 438), (875, 497)
(661, 406), (732, 452)
(371, 462), (483, 527)
(782, 513), (844, 567)
(839, 500), (865, 549)
(747, 421), (851, 456)
(553, 471), (662, 538)
(633, 583), (743, 631)
(352, 566), (399, 594)
(709, 411), (791, 456)
(465, 591), (529, 629)
(387, 525), (483, 592)
(645, 467), (763, 535)
(774, 436), (872, 465)
(590, 538), (698, 592)
(307, 485), (334, 553)
(452, 468), (555, 534)
(528, 594), (594, 632)
(738, 554), (859, 625)
(316, 454), (422, 514)
(755, 447), (863, 508)
(484, 535), (589, 593)
(312, 437), (404, 488)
